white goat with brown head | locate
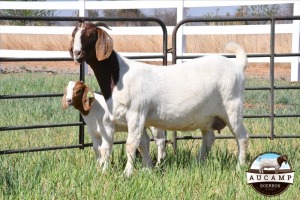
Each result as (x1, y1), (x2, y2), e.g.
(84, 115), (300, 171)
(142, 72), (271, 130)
(69, 21), (249, 177)
(259, 155), (288, 174)
(62, 81), (166, 172)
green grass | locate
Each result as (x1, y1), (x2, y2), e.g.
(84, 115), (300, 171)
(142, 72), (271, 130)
(0, 73), (300, 199)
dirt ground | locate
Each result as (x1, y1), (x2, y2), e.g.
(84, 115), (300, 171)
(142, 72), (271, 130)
(0, 61), (291, 80)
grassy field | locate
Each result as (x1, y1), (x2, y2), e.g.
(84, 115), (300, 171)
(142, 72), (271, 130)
(0, 73), (299, 199)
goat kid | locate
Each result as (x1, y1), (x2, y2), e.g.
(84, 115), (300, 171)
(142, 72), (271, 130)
(69, 22), (249, 177)
(62, 81), (166, 172)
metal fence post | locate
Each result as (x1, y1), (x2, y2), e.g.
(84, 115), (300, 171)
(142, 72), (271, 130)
(79, 61), (86, 149)
(270, 18), (275, 140)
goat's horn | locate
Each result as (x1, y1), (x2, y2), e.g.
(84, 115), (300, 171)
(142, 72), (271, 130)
(92, 22), (111, 30)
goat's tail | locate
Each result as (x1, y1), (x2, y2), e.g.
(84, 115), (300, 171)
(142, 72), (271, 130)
(225, 42), (248, 71)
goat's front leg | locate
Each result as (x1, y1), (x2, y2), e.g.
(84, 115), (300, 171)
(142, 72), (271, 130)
(91, 123), (115, 172)
(124, 111), (146, 177)
(90, 133), (102, 166)
(99, 137), (113, 172)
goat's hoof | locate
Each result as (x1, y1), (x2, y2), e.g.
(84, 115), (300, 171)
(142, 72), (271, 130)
(123, 171), (133, 178)
(155, 162), (162, 168)
(141, 168), (152, 175)
(123, 166), (134, 178)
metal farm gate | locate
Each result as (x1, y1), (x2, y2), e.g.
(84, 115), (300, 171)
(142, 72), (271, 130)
(0, 16), (299, 155)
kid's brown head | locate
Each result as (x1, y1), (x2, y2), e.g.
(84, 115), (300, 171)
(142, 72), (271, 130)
(62, 81), (95, 115)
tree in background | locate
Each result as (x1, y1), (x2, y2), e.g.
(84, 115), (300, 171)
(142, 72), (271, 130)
(0, 0), (56, 25)
(102, 9), (147, 26)
(72, 9), (100, 18)
(202, 8), (233, 25)
(153, 8), (177, 26)
(70, 10), (101, 26)
(88, 10), (101, 18)
(235, 4), (281, 24)
(203, 4), (293, 25)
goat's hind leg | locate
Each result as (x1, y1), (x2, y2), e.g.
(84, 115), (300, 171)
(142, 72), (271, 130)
(235, 123), (248, 169)
(149, 127), (166, 165)
(197, 130), (215, 163)
(138, 129), (153, 169)
(227, 102), (249, 169)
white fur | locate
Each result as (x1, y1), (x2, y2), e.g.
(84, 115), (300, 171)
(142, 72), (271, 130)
(73, 28), (83, 53)
(63, 81), (166, 172)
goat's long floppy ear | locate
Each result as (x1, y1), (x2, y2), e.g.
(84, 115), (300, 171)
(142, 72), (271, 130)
(82, 86), (95, 111)
(62, 88), (68, 110)
(95, 28), (113, 61)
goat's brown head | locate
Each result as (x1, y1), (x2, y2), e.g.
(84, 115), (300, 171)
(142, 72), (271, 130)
(69, 22), (113, 63)
(277, 155), (289, 166)
(62, 81), (95, 115)
(281, 155), (288, 164)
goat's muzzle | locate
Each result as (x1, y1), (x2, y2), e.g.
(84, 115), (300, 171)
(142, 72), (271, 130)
(66, 98), (73, 106)
(73, 50), (84, 63)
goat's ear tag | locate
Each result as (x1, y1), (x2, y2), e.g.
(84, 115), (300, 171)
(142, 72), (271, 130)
(87, 91), (94, 98)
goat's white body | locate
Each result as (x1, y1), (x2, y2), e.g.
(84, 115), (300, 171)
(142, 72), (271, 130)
(78, 93), (166, 171)
(104, 44), (249, 176)
(259, 158), (281, 173)
(110, 55), (244, 131)
(81, 93), (114, 171)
